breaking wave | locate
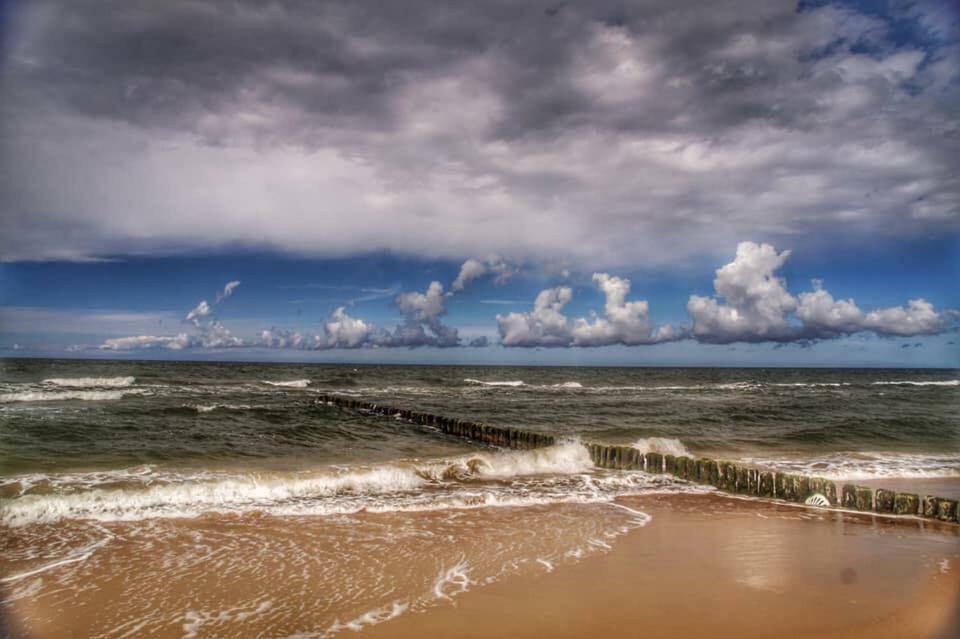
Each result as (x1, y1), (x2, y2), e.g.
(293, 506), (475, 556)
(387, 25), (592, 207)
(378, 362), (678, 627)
(0, 442), (693, 527)
(464, 378), (524, 387)
(631, 437), (691, 457)
(41, 376), (136, 388)
(262, 379), (310, 388)
(188, 403), (258, 413)
(737, 452), (960, 481)
(872, 380), (958, 387)
(0, 390), (143, 403)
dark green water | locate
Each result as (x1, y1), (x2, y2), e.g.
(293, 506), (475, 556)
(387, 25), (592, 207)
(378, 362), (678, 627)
(2, 359), (957, 476)
(0, 358), (958, 527)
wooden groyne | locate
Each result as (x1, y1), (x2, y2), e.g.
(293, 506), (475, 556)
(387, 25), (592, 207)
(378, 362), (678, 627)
(320, 394), (960, 525)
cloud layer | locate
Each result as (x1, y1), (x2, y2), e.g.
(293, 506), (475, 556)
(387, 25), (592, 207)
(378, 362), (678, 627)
(97, 243), (954, 351)
(2, 0), (957, 266)
(115, 257), (506, 351)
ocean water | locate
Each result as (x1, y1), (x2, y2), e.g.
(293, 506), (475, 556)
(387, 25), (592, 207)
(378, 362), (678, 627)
(1, 358), (958, 636)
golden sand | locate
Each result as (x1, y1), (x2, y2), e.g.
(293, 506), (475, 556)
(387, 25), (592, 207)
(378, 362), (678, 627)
(2, 493), (958, 638)
(370, 493), (960, 639)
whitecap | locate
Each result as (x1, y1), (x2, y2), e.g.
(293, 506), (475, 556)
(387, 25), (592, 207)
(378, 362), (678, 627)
(188, 403), (255, 413)
(871, 380), (958, 387)
(42, 376), (136, 388)
(631, 437), (691, 457)
(0, 389), (143, 403)
(736, 451), (960, 481)
(262, 379), (310, 388)
(463, 378), (524, 387)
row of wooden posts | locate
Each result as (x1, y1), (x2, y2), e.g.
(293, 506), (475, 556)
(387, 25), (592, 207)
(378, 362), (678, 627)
(320, 394), (960, 525)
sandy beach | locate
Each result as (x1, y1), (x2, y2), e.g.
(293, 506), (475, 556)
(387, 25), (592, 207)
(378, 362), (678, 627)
(3, 492), (958, 638)
(371, 493), (960, 639)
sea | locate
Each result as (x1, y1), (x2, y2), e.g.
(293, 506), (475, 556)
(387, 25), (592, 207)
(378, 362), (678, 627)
(1, 358), (958, 636)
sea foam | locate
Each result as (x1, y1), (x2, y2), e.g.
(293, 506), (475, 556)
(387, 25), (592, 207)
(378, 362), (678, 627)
(42, 376), (136, 388)
(262, 379), (310, 388)
(464, 378), (525, 387)
(872, 380), (958, 387)
(0, 390), (142, 403)
(737, 452), (960, 481)
(631, 437), (691, 457)
(0, 442), (683, 526)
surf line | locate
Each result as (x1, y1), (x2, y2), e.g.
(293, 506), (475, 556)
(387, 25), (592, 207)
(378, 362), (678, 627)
(319, 394), (960, 527)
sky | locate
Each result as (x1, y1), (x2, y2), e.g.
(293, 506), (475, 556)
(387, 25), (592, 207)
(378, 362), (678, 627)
(0, 0), (958, 366)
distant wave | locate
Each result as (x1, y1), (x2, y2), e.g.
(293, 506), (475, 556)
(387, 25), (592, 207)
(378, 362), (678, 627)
(262, 379), (310, 388)
(188, 403), (256, 413)
(42, 376), (136, 388)
(767, 382), (850, 388)
(464, 378), (524, 387)
(631, 437), (691, 457)
(737, 452), (960, 481)
(872, 380), (958, 387)
(463, 379), (583, 389)
(0, 390), (143, 403)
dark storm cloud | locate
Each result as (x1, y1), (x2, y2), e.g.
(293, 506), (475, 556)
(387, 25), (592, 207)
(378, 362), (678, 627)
(2, 1), (855, 138)
(1, 0), (958, 264)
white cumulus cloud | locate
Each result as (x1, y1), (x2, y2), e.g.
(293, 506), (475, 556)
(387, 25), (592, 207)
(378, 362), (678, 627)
(687, 242), (798, 343)
(689, 242), (951, 343)
(102, 281), (244, 351)
(498, 275), (682, 347)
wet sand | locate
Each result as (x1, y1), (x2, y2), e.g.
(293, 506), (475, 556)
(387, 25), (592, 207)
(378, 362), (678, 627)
(370, 493), (960, 639)
(2, 493), (958, 638)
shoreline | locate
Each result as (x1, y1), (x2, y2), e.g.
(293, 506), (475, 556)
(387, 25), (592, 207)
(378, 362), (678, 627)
(369, 492), (960, 639)
(3, 493), (958, 638)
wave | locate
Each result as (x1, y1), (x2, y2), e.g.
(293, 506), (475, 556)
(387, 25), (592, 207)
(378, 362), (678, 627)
(631, 437), (691, 457)
(262, 379), (310, 388)
(872, 380), (958, 387)
(415, 441), (594, 482)
(767, 382), (849, 388)
(0, 466), (427, 526)
(463, 379), (583, 389)
(41, 376), (136, 388)
(187, 403), (257, 413)
(736, 452), (960, 481)
(0, 389), (143, 403)
(0, 443), (693, 526)
(464, 378), (524, 387)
